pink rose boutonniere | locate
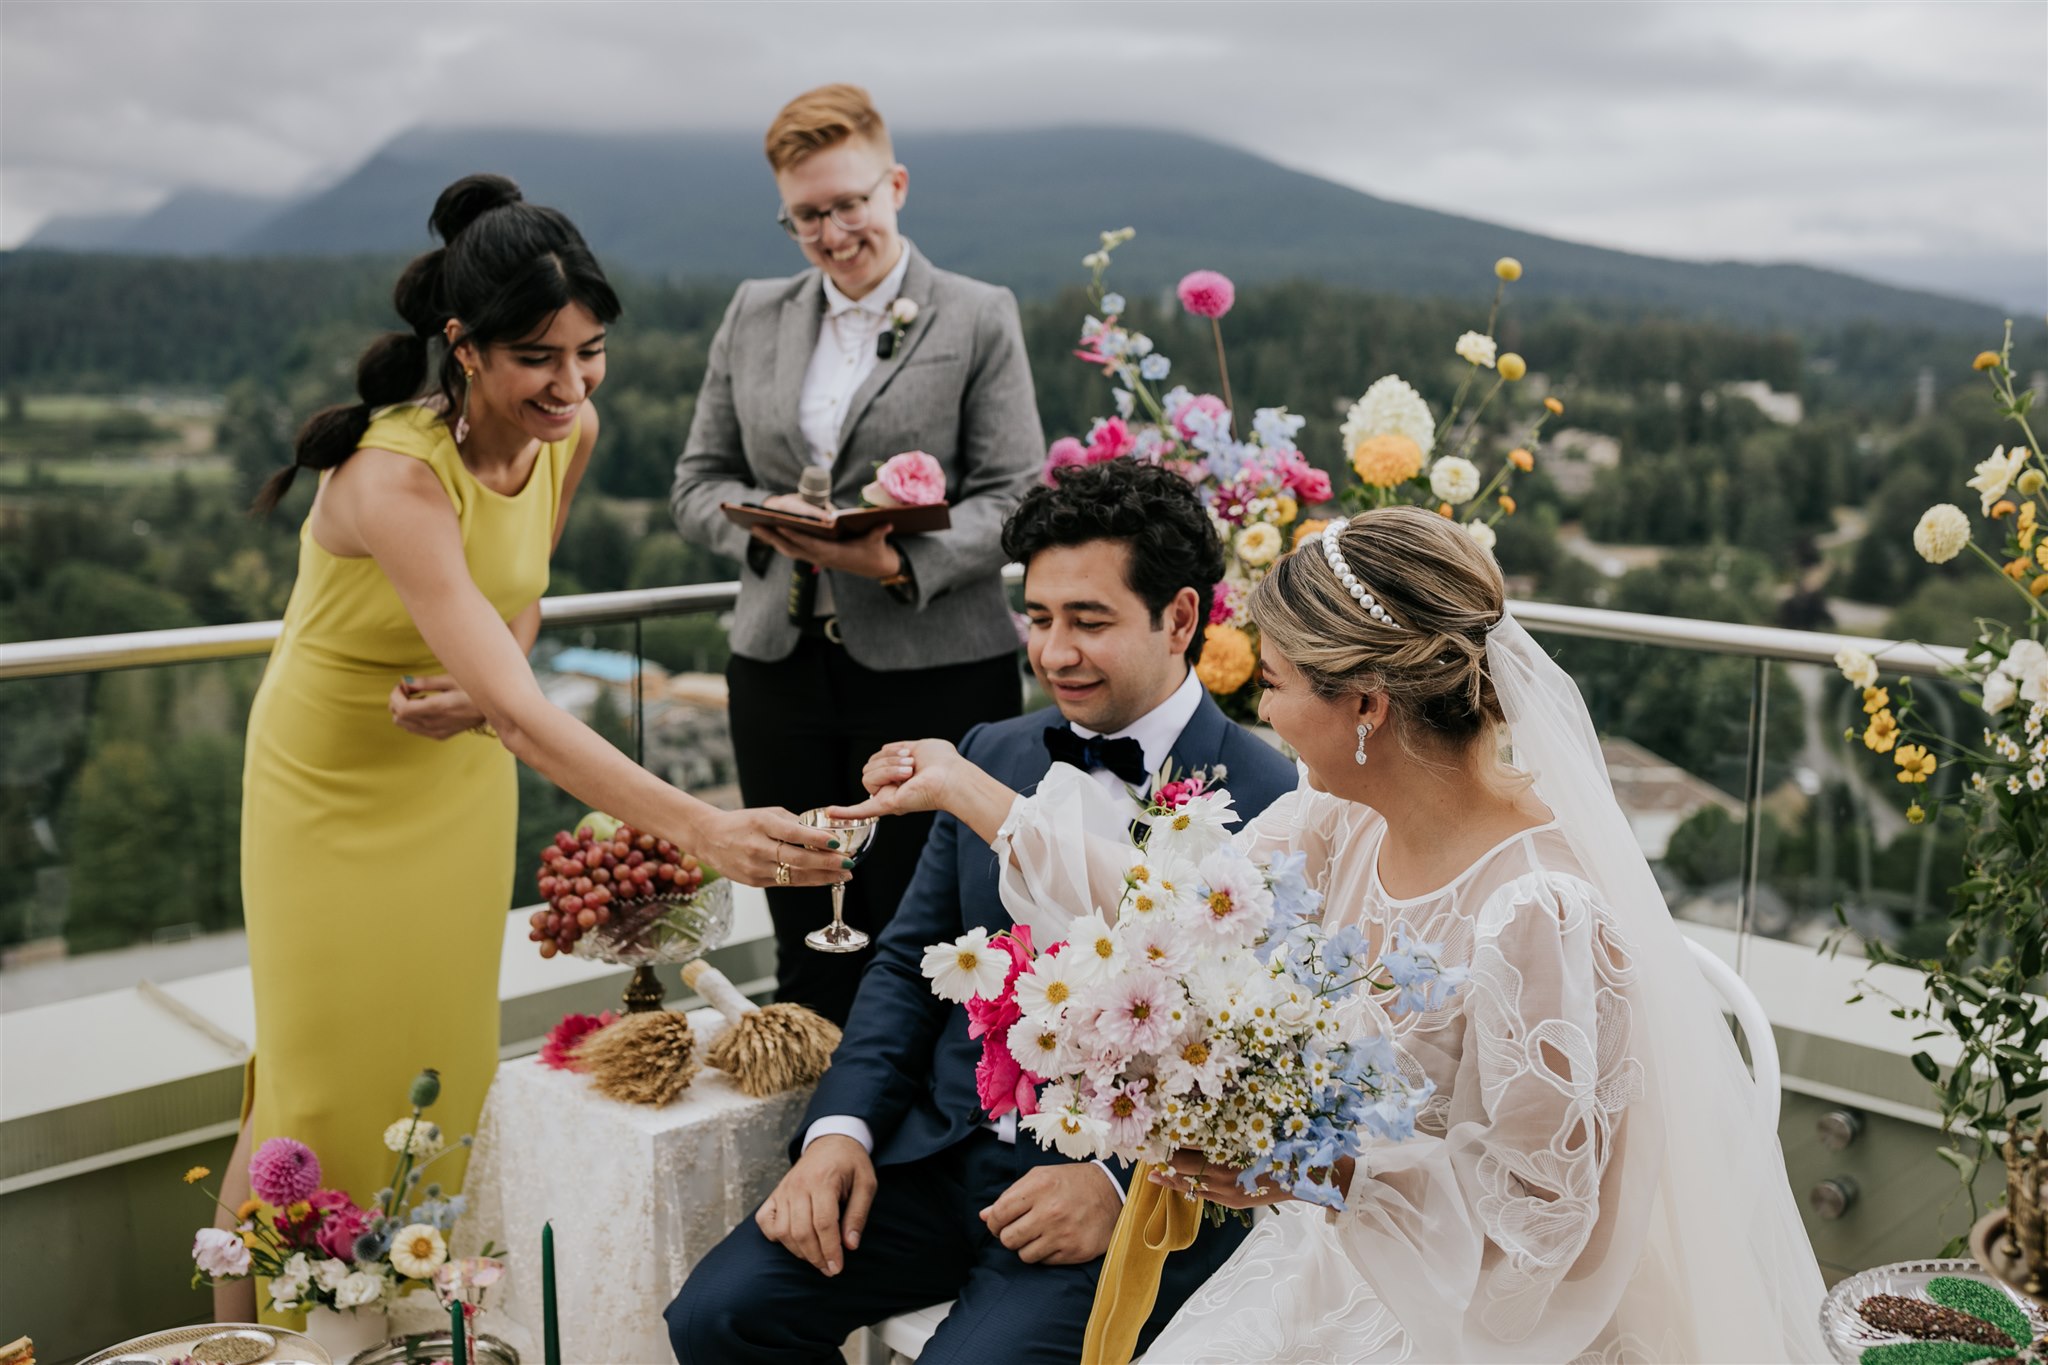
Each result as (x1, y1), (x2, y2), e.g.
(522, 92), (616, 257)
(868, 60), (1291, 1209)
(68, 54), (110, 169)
(864, 450), (947, 508)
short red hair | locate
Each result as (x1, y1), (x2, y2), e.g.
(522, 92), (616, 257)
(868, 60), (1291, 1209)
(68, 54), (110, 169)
(764, 84), (893, 173)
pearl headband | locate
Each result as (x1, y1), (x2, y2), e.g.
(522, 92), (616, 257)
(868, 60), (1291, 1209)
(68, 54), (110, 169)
(1317, 518), (1403, 630)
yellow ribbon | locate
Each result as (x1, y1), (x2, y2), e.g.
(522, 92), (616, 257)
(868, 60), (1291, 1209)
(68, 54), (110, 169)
(1081, 1161), (1203, 1365)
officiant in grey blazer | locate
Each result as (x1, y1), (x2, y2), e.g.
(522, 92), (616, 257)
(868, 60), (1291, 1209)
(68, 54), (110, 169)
(671, 83), (1041, 1024)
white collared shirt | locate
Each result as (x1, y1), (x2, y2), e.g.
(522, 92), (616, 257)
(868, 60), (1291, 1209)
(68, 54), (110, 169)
(801, 664), (1205, 1203)
(797, 242), (911, 472)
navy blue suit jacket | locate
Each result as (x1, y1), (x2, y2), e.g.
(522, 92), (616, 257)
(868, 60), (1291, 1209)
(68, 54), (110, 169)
(800, 691), (1300, 1182)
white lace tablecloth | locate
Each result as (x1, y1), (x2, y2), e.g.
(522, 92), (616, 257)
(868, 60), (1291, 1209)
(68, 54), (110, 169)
(462, 1009), (812, 1364)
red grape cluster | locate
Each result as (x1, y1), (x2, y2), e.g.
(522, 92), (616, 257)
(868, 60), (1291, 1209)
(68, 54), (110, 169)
(529, 822), (705, 958)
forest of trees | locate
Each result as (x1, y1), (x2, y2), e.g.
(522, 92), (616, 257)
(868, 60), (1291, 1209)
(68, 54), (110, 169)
(1, 250), (2031, 960)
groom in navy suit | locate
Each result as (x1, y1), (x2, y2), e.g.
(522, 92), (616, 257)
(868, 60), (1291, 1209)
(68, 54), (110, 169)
(668, 461), (1299, 1363)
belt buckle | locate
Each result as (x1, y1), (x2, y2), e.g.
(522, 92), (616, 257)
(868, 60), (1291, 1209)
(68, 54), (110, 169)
(823, 617), (843, 646)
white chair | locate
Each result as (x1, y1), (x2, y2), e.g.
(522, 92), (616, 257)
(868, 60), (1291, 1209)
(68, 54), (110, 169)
(1683, 936), (1781, 1133)
(869, 940), (1782, 1362)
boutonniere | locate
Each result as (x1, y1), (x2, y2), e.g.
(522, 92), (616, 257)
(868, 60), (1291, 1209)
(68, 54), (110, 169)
(1144, 760), (1228, 814)
(877, 297), (919, 359)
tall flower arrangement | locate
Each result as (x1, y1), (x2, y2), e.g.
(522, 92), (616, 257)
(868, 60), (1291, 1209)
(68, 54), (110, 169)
(1334, 257), (1562, 556)
(1044, 231), (1333, 717)
(1831, 323), (2047, 1211)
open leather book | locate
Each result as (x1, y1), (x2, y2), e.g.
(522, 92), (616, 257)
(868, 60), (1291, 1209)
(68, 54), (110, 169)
(720, 500), (952, 540)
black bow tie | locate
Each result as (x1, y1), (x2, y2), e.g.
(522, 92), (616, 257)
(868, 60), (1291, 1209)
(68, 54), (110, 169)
(1044, 727), (1148, 786)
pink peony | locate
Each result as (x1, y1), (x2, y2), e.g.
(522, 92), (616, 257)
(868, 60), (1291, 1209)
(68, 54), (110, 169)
(876, 451), (947, 507)
(1084, 416), (1137, 464)
(311, 1195), (371, 1261)
(249, 1137), (321, 1207)
(1172, 393), (1230, 443)
(1044, 437), (1090, 485)
(1177, 270), (1236, 320)
(540, 1010), (618, 1071)
(1291, 465), (1333, 504)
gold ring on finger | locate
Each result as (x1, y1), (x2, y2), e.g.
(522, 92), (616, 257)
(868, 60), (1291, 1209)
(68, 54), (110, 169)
(775, 862), (791, 886)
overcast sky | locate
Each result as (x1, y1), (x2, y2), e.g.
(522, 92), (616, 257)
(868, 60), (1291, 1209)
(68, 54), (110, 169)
(4, 1), (2044, 306)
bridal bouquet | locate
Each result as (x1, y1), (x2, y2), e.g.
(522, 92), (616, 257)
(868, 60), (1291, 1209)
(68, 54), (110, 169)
(922, 776), (1463, 1211)
(1044, 230), (1332, 717)
(1830, 323), (2048, 1207)
(183, 1068), (502, 1317)
(1333, 257), (1563, 557)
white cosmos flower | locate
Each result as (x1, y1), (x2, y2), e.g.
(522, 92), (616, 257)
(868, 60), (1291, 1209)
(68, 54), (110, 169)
(1007, 1012), (1076, 1077)
(1122, 914), (1196, 976)
(1912, 504), (1971, 564)
(1012, 951), (1086, 1017)
(1429, 457), (1481, 504)
(1454, 331), (1497, 368)
(1020, 1082), (1110, 1160)
(1967, 445), (2029, 515)
(1060, 913), (1124, 983)
(1835, 648), (1879, 689)
(1156, 1028), (1237, 1096)
(1143, 789), (1239, 863)
(920, 927), (1010, 1003)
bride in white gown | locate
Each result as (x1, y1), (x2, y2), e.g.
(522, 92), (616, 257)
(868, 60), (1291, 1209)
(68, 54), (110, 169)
(846, 507), (1827, 1363)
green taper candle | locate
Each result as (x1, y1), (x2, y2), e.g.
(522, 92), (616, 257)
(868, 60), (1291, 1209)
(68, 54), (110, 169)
(449, 1298), (466, 1365)
(543, 1218), (560, 1365)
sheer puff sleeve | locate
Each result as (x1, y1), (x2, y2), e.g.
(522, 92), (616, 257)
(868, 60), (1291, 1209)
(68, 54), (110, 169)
(1332, 870), (1657, 1364)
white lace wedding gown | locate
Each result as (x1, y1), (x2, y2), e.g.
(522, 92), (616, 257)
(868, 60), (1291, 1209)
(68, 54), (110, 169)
(995, 755), (1826, 1362)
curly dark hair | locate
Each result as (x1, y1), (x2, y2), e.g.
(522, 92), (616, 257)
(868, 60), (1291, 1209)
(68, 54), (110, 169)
(1001, 460), (1223, 665)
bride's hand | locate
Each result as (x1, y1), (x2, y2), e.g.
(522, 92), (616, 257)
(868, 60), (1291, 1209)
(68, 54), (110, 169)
(833, 739), (964, 820)
(1148, 1149), (1301, 1210)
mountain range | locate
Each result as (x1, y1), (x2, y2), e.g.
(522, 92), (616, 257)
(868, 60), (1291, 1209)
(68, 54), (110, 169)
(19, 125), (2017, 334)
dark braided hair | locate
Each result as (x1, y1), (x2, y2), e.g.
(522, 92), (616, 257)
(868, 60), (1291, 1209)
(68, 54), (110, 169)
(252, 173), (622, 516)
(1001, 459), (1224, 665)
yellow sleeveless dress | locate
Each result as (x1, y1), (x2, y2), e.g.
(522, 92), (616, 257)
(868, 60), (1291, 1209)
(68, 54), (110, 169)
(240, 405), (574, 1314)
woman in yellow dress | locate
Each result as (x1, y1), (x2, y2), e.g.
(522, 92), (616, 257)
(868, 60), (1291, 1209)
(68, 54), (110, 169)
(221, 174), (849, 1320)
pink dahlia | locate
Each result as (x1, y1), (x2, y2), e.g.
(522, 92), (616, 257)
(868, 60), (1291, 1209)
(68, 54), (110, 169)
(540, 1010), (618, 1071)
(1176, 270), (1236, 320)
(248, 1136), (321, 1207)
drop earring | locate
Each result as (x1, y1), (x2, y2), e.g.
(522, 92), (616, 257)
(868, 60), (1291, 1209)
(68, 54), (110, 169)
(1355, 720), (1373, 766)
(454, 367), (475, 445)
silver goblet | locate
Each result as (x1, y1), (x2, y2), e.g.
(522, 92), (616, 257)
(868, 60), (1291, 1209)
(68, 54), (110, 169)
(799, 808), (879, 953)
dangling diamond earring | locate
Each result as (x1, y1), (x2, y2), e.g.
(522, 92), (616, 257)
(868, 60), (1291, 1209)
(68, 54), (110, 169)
(1355, 720), (1373, 766)
(454, 367), (475, 445)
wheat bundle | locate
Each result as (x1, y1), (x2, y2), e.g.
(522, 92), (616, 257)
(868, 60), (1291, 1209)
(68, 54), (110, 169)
(682, 959), (841, 1097)
(573, 1007), (700, 1106)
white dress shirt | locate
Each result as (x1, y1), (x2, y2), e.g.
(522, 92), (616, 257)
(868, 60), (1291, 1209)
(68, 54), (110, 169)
(796, 244), (910, 620)
(804, 665), (1206, 1203)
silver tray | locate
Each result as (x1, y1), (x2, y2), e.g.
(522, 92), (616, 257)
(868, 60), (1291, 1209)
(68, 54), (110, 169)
(82, 1323), (328, 1365)
(1820, 1257), (2048, 1363)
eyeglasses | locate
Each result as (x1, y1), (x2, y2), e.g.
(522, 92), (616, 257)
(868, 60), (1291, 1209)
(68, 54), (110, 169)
(776, 169), (894, 243)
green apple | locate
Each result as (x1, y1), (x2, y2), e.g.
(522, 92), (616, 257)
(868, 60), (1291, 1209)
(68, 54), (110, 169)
(577, 810), (623, 843)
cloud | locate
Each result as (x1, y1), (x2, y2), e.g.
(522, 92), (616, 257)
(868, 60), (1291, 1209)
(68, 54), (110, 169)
(3, 0), (2042, 288)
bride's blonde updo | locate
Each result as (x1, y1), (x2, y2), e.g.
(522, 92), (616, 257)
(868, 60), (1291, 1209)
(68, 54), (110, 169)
(1249, 506), (1507, 758)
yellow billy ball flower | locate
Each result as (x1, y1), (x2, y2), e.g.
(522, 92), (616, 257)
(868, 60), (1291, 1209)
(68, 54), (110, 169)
(1973, 350), (2001, 371)
(1906, 802), (1926, 824)
(1862, 685), (1889, 715)
(2019, 469), (2046, 496)
(183, 1165), (211, 1184)
(1497, 353), (1528, 381)
(1544, 397), (1565, 415)
(1509, 447), (1534, 471)
(1292, 518), (1332, 549)
(1863, 709), (1900, 754)
(1194, 624), (1257, 695)
(1498, 493), (1518, 515)
(1495, 257), (1523, 281)
(1894, 743), (1936, 784)
(1350, 433), (1424, 487)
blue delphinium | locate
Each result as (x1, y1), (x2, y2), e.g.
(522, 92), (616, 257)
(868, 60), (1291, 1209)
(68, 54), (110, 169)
(1252, 406), (1306, 451)
(1100, 291), (1126, 315)
(1380, 926), (1471, 1016)
(1139, 354), (1172, 382)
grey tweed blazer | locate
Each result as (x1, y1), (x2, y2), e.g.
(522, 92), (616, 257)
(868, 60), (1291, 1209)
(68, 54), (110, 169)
(669, 245), (1043, 671)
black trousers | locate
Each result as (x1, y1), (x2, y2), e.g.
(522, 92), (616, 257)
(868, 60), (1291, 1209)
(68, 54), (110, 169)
(725, 638), (1021, 1025)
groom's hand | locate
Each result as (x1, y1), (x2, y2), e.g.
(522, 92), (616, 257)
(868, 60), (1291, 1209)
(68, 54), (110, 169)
(980, 1165), (1122, 1265)
(757, 1135), (876, 1277)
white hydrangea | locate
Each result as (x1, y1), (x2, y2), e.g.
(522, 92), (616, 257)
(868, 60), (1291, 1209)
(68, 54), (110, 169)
(1340, 376), (1436, 460)
(1429, 456), (1481, 504)
(1912, 504), (1971, 564)
(1454, 331), (1497, 368)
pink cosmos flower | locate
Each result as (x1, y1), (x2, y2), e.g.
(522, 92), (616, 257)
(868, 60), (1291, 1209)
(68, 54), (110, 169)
(876, 451), (947, 507)
(1084, 416), (1137, 463)
(249, 1137), (321, 1207)
(1172, 393), (1229, 443)
(1045, 437), (1090, 484)
(540, 1010), (618, 1071)
(1094, 973), (1180, 1054)
(1095, 1077), (1156, 1149)
(1177, 270), (1236, 320)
